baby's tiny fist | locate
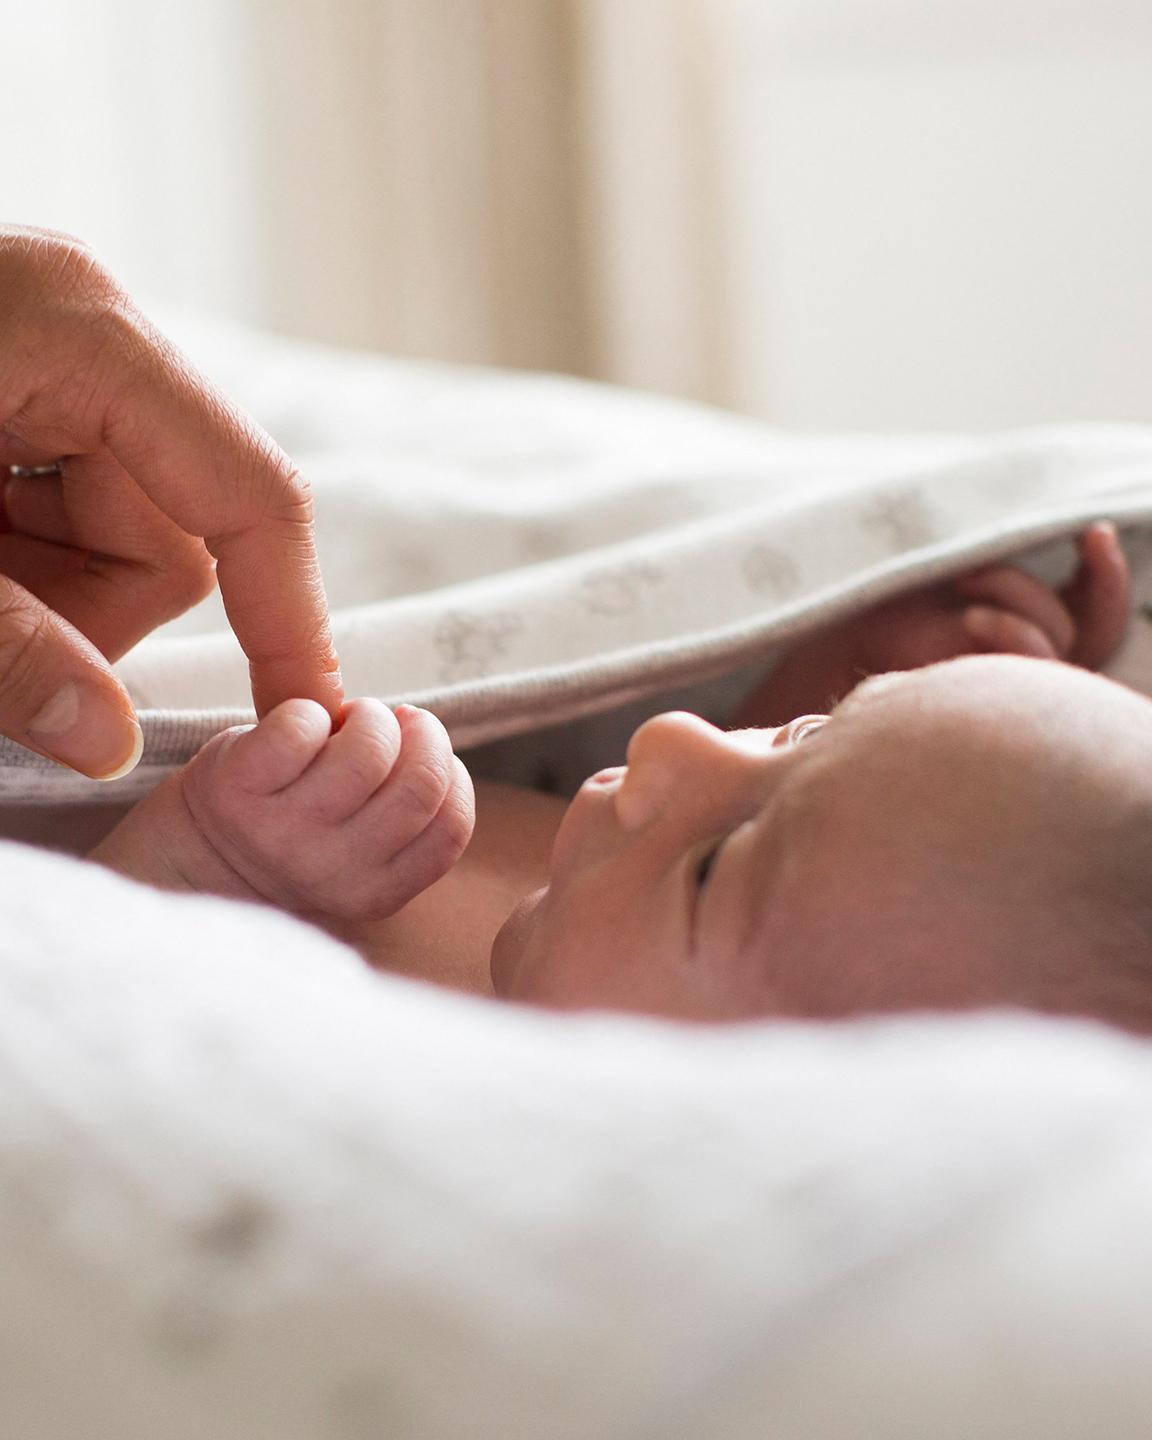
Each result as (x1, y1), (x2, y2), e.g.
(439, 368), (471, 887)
(213, 698), (336, 795)
(179, 697), (474, 925)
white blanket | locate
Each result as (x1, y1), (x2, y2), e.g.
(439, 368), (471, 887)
(5, 321), (1152, 1437)
(4, 840), (1152, 1439)
(7, 315), (1152, 800)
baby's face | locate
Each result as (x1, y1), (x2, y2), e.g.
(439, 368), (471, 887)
(490, 654), (1152, 1023)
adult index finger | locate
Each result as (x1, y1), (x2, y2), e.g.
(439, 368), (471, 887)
(0, 233), (341, 718)
(100, 310), (345, 718)
(206, 476), (344, 719)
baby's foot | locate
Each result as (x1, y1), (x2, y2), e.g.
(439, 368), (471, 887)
(91, 699), (475, 925)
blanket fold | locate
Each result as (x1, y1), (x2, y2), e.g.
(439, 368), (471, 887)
(6, 316), (1152, 803)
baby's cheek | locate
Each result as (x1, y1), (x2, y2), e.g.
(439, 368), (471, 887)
(489, 888), (549, 997)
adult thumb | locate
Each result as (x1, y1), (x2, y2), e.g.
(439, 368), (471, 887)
(0, 579), (143, 780)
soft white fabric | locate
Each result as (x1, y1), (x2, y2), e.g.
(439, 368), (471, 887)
(7, 316), (1152, 801)
(3, 840), (1152, 1438)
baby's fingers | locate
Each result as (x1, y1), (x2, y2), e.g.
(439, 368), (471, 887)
(1061, 521), (1130, 669)
(365, 755), (475, 913)
(961, 606), (1061, 660)
(952, 565), (1075, 657)
(216, 699), (332, 793)
(286, 697), (402, 822)
(354, 705), (465, 856)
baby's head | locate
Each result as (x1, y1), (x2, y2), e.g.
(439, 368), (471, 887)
(491, 654), (1152, 1031)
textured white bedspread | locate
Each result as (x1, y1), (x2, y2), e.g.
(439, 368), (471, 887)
(2, 840), (1152, 1439)
(4, 323), (1152, 1436)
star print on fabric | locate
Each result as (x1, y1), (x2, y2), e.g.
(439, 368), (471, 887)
(581, 562), (665, 617)
(858, 489), (937, 550)
(434, 610), (525, 682)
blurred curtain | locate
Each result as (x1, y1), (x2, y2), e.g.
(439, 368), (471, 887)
(13, 2), (1151, 426)
(253, 0), (733, 405)
(5, 0), (733, 404)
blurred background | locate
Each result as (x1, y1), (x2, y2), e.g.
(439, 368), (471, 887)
(6, 0), (1152, 432)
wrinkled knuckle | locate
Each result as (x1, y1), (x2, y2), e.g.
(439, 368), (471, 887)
(0, 602), (55, 714)
(282, 466), (314, 512)
(438, 770), (475, 860)
(20, 227), (90, 277)
(259, 462), (315, 528)
(398, 753), (451, 828)
(436, 805), (473, 870)
(243, 611), (334, 673)
(347, 744), (394, 795)
(395, 813), (469, 901)
(361, 707), (403, 768)
(55, 237), (109, 290)
(38, 237), (125, 322)
(172, 544), (218, 610)
(142, 544), (218, 624)
(278, 714), (319, 755)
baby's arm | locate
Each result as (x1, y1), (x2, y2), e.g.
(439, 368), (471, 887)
(733, 521), (1130, 728)
(91, 698), (475, 927)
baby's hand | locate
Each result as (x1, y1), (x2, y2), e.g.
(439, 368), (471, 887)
(180, 698), (474, 923)
(732, 521), (1130, 727)
(856, 520), (1130, 673)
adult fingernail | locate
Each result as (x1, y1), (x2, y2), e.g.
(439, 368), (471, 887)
(27, 682), (144, 780)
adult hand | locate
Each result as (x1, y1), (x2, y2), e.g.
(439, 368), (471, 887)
(0, 225), (343, 779)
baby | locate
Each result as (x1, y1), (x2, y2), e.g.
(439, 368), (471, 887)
(92, 520), (1152, 1031)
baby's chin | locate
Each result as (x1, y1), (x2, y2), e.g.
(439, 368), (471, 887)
(488, 885), (548, 996)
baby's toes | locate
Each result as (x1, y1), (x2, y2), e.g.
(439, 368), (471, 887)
(286, 698), (402, 822)
(215, 698), (333, 796)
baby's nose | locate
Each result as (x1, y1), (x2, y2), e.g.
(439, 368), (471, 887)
(625, 711), (723, 773)
(616, 712), (774, 830)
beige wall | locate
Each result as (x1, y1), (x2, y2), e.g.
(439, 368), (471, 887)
(253, 0), (733, 403)
(6, 1), (1152, 430)
(256, 1), (587, 374)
